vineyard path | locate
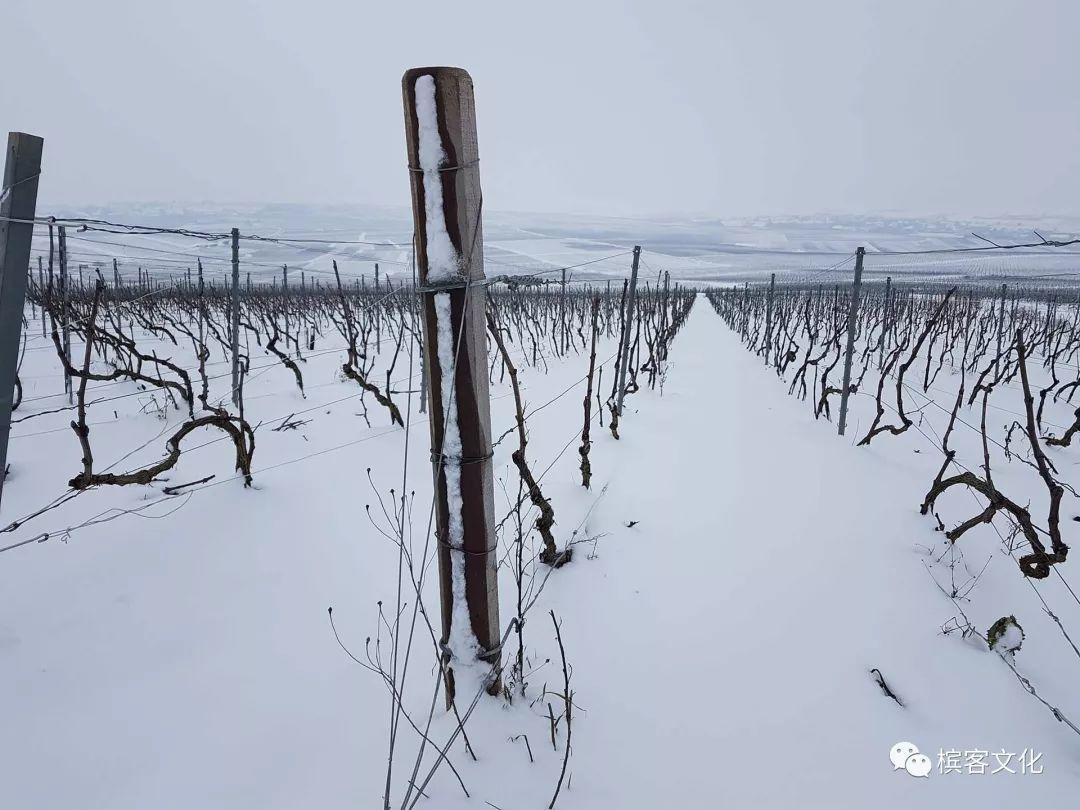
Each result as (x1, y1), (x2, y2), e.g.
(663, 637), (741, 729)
(556, 296), (1076, 807)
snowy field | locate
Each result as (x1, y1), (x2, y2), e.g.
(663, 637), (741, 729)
(29, 203), (1080, 287)
(4, 209), (1080, 808)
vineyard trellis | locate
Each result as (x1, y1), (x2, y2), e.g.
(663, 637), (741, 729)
(708, 264), (1080, 582)
(6, 240), (692, 502)
(1, 111), (696, 804)
(704, 242), (1080, 745)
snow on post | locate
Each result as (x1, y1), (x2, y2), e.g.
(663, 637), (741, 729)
(414, 75), (460, 282)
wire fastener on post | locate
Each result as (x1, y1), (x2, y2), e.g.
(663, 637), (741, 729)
(430, 449), (494, 465)
(407, 159), (479, 174)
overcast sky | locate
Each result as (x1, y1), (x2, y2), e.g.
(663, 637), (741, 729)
(4, 0), (1078, 219)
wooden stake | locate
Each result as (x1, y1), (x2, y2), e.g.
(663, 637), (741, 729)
(764, 272), (775, 359)
(615, 246), (641, 415)
(837, 246), (864, 436)
(996, 283), (1007, 378)
(58, 225), (72, 403)
(878, 275), (891, 370)
(402, 66), (501, 702)
(230, 228), (241, 406)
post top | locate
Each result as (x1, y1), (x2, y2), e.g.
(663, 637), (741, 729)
(402, 66), (473, 89)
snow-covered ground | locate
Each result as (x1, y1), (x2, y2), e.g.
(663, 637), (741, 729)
(4, 275), (1080, 806)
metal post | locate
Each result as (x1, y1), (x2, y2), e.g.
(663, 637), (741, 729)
(837, 246), (864, 436)
(616, 245), (641, 415)
(403, 66), (500, 701)
(230, 228), (240, 406)
(0, 133), (42, 506)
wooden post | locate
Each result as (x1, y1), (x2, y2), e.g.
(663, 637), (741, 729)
(560, 267), (567, 355)
(197, 259), (205, 365)
(995, 283), (1007, 377)
(282, 264), (289, 352)
(58, 225), (72, 403)
(403, 66), (500, 701)
(615, 246), (641, 415)
(764, 272), (775, 358)
(414, 264), (429, 416)
(230, 228), (241, 406)
(0, 133), (42, 506)
(878, 275), (891, 369)
(660, 270), (670, 339)
(837, 246), (864, 436)
(37, 258), (45, 337)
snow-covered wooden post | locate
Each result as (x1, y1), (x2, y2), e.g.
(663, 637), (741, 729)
(402, 66), (501, 703)
(837, 246), (864, 436)
(230, 228), (241, 407)
(0, 133), (42, 509)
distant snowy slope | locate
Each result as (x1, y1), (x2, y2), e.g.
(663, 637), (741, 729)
(32, 204), (1080, 286)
